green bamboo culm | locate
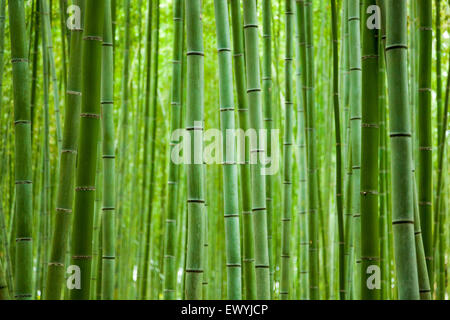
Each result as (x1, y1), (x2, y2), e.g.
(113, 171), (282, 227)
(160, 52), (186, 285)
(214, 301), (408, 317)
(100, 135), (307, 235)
(213, 0), (242, 300)
(280, 0), (294, 301)
(230, 0), (257, 300)
(413, 177), (432, 299)
(38, 0), (51, 298)
(0, 0), (5, 113)
(29, 0), (39, 141)
(58, 0), (69, 99)
(163, 0), (183, 300)
(184, 0), (205, 300)
(385, 0), (420, 300)
(433, 0), (443, 296)
(0, 184), (11, 299)
(40, 0), (62, 150)
(242, 0), (271, 300)
(417, 0), (433, 288)
(360, 0), (380, 300)
(45, 0), (85, 300)
(116, 0), (131, 297)
(330, 0), (344, 300)
(304, 0), (320, 300)
(378, 31), (389, 300)
(294, 0), (309, 300)
(101, 0), (116, 300)
(140, 0), (160, 299)
(0, 0), (12, 299)
(347, 0), (362, 300)
(433, 15), (448, 296)
(8, 0), (33, 300)
(434, 52), (450, 301)
(262, 0), (274, 297)
(435, 0), (442, 176)
(136, 0), (152, 299)
(0, 260), (8, 299)
(69, 0), (106, 300)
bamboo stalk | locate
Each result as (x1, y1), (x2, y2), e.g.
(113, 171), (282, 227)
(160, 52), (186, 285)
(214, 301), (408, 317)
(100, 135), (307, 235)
(45, 0), (85, 300)
(69, 0), (105, 300)
(8, 0), (34, 301)
(417, 0), (433, 288)
(360, 0), (380, 300)
(184, 0), (205, 300)
(330, 0), (344, 299)
(163, 0), (183, 300)
(242, 0), (270, 300)
(304, 0), (320, 300)
(101, 0), (116, 300)
(230, 0), (257, 300)
(262, 0), (274, 298)
(385, 0), (420, 299)
(280, 0), (294, 301)
(213, 0), (242, 300)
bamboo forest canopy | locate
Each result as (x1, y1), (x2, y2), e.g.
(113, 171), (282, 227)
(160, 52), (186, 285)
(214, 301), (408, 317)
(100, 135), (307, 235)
(0, 0), (448, 301)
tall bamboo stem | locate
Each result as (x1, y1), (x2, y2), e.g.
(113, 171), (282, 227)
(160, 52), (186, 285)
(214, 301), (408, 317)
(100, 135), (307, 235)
(242, 0), (271, 300)
(385, 0), (420, 299)
(163, 0), (183, 300)
(45, 0), (85, 300)
(69, 0), (105, 300)
(8, 0), (34, 300)
(280, 0), (294, 300)
(417, 0), (433, 288)
(184, 0), (205, 300)
(230, 0), (257, 299)
(101, 0), (116, 300)
(360, 0), (380, 300)
(213, 0), (242, 300)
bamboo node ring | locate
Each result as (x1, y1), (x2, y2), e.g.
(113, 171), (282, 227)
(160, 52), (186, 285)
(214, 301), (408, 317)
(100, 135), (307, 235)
(224, 214), (239, 218)
(48, 262), (64, 267)
(226, 264), (241, 267)
(11, 58), (28, 63)
(186, 51), (204, 56)
(80, 113), (100, 119)
(185, 269), (204, 273)
(83, 36), (103, 41)
(187, 199), (205, 204)
(72, 255), (92, 260)
(15, 180), (32, 185)
(14, 120), (31, 125)
(392, 220), (414, 225)
(390, 132), (412, 138)
(61, 149), (77, 154)
(385, 44), (408, 51)
(67, 90), (82, 96)
(76, 186), (96, 191)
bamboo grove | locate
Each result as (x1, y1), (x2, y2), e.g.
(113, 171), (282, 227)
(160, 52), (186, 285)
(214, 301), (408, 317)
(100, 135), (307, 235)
(0, 0), (448, 301)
